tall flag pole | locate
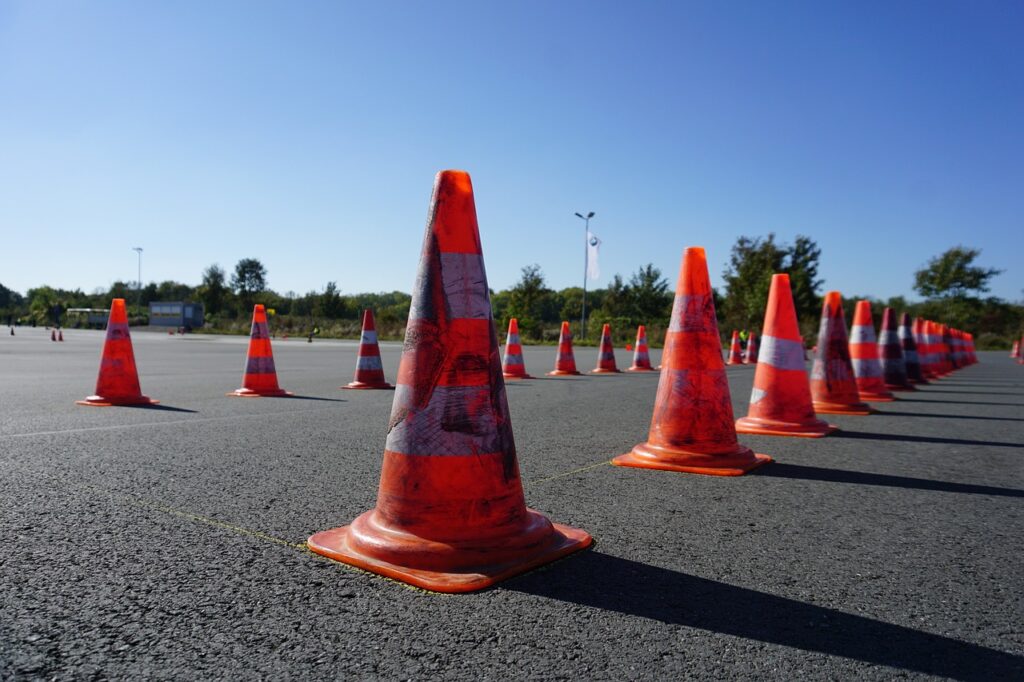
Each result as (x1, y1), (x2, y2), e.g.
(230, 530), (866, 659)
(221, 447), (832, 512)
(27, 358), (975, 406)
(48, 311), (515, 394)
(575, 211), (596, 338)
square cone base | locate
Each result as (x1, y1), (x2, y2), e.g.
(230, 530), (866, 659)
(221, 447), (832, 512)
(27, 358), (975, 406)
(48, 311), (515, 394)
(502, 373), (534, 380)
(589, 368), (622, 374)
(859, 393), (896, 402)
(226, 388), (294, 398)
(612, 449), (771, 476)
(77, 395), (159, 407)
(546, 370), (581, 376)
(626, 366), (657, 372)
(307, 521), (592, 594)
(341, 382), (395, 390)
(735, 416), (837, 438)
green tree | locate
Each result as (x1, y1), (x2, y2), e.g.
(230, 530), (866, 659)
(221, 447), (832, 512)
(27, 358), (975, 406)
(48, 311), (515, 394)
(197, 265), (228, 315)
(507, 264), (551, 339)
(720, 234), (823, 339)
(720, 235), (786, 335)
(314, 281), (344, 319)
(628, 263), (672, 322)
(231, 258), (268, 310)
(913, 247), (1002, 299)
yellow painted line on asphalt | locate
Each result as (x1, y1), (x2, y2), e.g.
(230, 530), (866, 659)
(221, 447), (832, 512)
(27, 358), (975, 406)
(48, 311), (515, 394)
(528, 460), (613, 485)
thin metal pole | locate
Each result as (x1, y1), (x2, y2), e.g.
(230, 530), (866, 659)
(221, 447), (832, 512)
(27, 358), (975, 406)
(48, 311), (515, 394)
(581, 216), (588, 339)
(132, 247), (143, 320)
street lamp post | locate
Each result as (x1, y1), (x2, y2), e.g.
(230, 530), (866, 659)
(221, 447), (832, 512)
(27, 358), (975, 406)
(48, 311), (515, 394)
(132, 247), (143, 321)
(574, 211), (595, 338)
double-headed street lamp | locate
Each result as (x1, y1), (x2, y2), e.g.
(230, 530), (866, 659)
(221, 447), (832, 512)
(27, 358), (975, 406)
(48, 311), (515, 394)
(574, 211), (595, 338)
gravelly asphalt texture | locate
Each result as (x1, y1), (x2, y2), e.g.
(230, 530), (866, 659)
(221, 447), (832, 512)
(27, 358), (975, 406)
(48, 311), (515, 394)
(1, 327), (1022, 680)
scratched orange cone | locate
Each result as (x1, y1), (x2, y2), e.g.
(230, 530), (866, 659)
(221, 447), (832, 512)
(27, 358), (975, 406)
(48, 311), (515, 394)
(227, 304), (292, 397)
(307, 170), (592, 593)
(809, 292), (873, 415)
(613, 247), (771, 475)
(627, 325), (655, 372)
(726, 330), (743, 365)
(77, 298), (158, 406)
(735, 274), (834, 437)
(590, 323), (622, 373)
(548, 321), (581, 376)
(501, 318), (533, 379)
(745, 331), (759, 364)
(878, 307), (915, 391)
(343, 309), (393, 389)
(849, 301), (895, 402)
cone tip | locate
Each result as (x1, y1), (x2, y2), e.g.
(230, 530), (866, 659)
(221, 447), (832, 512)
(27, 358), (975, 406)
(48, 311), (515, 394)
(436, 169), (473, 192)
(824, 291), (842, 309)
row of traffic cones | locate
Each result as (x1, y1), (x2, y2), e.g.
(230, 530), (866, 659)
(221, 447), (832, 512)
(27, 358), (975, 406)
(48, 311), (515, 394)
(726, 330), (759, 364)
(72, 169), (984, 597)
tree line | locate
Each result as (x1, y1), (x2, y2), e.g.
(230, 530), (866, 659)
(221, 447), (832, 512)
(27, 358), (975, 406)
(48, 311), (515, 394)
(1, 240), (1019, 348)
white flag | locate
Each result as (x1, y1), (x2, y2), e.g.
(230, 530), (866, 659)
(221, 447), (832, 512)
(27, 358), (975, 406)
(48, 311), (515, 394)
(586, 231), (601, 280)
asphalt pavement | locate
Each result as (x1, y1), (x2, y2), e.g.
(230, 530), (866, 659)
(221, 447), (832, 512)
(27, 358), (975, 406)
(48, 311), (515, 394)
(1, 327), (1022, 680)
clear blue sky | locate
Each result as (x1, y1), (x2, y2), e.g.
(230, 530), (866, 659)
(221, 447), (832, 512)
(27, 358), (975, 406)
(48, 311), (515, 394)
(1, 1), (1021, 301)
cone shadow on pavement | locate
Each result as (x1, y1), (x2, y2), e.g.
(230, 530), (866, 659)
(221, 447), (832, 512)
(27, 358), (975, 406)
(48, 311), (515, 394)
(308, 170), (592, 592)
(613, 247), (770, 475)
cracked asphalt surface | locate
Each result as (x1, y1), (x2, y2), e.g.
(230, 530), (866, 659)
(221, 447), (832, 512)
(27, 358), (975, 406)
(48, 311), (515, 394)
(2, 327), (1022, 680)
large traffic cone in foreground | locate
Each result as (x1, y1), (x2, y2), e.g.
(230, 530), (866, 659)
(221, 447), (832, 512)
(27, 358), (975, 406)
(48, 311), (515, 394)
(745, 331), (759, 364)
(627, 325), (655, 371)
(228, 304), (292, 397)
(591, 323), (621, 373)
(735, 274), (834, 437)
(1009, 340), (1018, 358)
(726, 330), (743, 365)
(849, 301), (895, 402)
(77, 299), (158, 406)
(548, 321), (581, 375)
(878, 307), (914, 391)
(899, 312), (927, 384)
(613, 247), (771, 475)
(308, 170), (591, 592)
(343, 309), (393, 389)
(809, 291), (873, 415)
(501, 318), (533, 379)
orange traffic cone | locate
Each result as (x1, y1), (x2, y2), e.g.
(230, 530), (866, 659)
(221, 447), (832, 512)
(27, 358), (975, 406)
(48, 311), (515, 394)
(613, 247), (771, 475)
(849, 301), (895, 402)
(228, 304), (292, 397)
(810, 292), (873, 415)
(627, 325), (655, 372)
(501, 318), (533, 379)
(343, 309), (393, 390)
(547, 321), (581, 376)
(899, 312), (928, 384)
(77, 299), (158, 406)
(726, 330), (743, 364)
(50, 329), (56, 342)
(878, 307), (914, 391)
(591, 323), (621, 373)
(58, 330), (64, 342)
(735, 274), (834, 437)
(745, 331), (759, 364)
(307, 170), (592, 592)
